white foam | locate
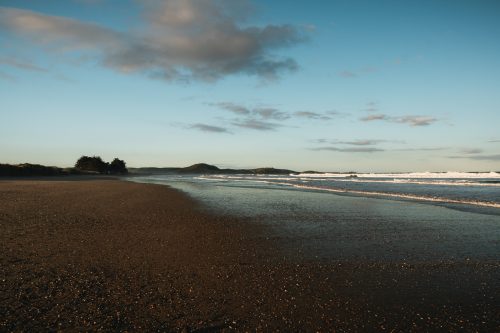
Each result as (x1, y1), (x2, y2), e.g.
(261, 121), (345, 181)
(294, 171), (500, 179)
(289, 184), (500, 209)
(202, 174), (500, 187)
(328, 178), (500, 187)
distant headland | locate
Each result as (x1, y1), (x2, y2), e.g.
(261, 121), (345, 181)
(129, 163), (298, 175)
(0, 159), (304, 177)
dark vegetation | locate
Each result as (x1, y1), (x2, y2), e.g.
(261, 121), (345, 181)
(178, 163), (221, 174)
(0, 164), (66, 177)
(75, 156), (127, 174)
(130, 163), (296, 175)
(2, 160), (300, 178)
(0, 156), (128, 177)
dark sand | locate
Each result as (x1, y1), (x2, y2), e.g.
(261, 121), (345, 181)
(1, 180), (499, 332)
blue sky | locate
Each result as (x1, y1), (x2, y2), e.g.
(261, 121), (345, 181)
(1, 0), (499, 171)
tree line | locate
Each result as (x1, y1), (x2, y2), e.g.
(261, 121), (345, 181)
(0, 156), (128, 177)
(75, 156), (128, 174)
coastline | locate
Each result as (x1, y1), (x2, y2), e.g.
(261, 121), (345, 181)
(1, 179), (499, 331)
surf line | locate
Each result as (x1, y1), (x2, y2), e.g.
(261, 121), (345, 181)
(289, 184), (500, 209)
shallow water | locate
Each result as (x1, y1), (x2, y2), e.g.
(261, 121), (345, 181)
(129, 174), (500, 261)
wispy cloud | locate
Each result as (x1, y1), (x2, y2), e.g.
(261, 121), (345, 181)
(311, 138), (328, 144)
(393, 116), (437, 126)
(211, 102), (334, 122)
(360, 113), (438, 127)
(254, 107), (290, 120)
(459, 148), (483, 155)
(232, 119), (281, 131)
(338, 70), (357, 78)
(74, 0), (104, 4)
(311, 146), (384, 153)
(0, 1), (307, 82)
(393, 147), (447, 152)
(0, 57), (47, 72)
(488, 139), (500, 143)
(338, 67), (376, 79)
(312, 144), (452, 154)
(190, 123), (230, 133)
(294, 111), (331, 120)
(210, 102), (250, 115)
(337, 139), (388, 146)
(206, 102), (338, 133)
(313, 138), (405, 147)
(360, 114), (388, 121)
(311, 141), (448, 153)
(448, 154), (500, 161)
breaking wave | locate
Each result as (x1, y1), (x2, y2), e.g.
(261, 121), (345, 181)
(197, 173), (500, 209)
(294, 171), (500, 179)
(289, 184), (500, 209)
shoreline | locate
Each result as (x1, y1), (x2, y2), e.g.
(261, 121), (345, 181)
(1, 179), (499, 331)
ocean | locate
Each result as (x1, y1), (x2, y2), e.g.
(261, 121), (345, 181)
(129, 172), (500, 261)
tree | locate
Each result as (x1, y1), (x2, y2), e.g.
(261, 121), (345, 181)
(75, 156), (109, 174)
(74, 156), (128, 174)
(109, 158), (128, 174)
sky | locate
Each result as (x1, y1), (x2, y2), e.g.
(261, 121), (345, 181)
(1, 0), (499, 172)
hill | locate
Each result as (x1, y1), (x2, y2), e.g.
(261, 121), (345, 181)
(178, 163), (221, 174)
(129, 163), (297, 175)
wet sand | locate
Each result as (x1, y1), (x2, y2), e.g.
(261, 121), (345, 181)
(0, 180), (499, 331)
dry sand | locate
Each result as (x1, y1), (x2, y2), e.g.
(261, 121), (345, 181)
(0, 180), (499, 331)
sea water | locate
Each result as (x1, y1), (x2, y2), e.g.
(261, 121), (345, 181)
(129, 172), (500, 261)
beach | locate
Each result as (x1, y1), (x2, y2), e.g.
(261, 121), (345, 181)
(1, 179), (499, 331)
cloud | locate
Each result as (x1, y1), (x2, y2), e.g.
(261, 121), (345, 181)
(360, 114), (388, 121)
(312, 138), (406, 147)
(339, 67), (377, 79)
(232, 119), (280, 131)
(0, 8), (122, 51)
(448, 154), (500, 161)
(311, 146), (384, 153)
(0, 1), (306, 82)
(294, 111), (331, 120)
(73, 0), (104, 4)
(253, 107), (289, 120)
(393, 147), (447, 152)
(488, 139), (500, 143)
(190, 123), (230, 133)
(210, 102), (335, 133)
(336, 139), (387, 146)
(393, 116), (437, 126)
(310, 138), (327, 144)
(326, 110), (341, 115)
(212, 102), (334, 122)
(210, 102), (250, 115)
(459, 148), (483, 155)
(338, 70), (357, 78)
(311, 142), (449, 153)
(0, 57), (47, 72)
(360, 113), (438, 127)
(467, 154), (500, 161)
